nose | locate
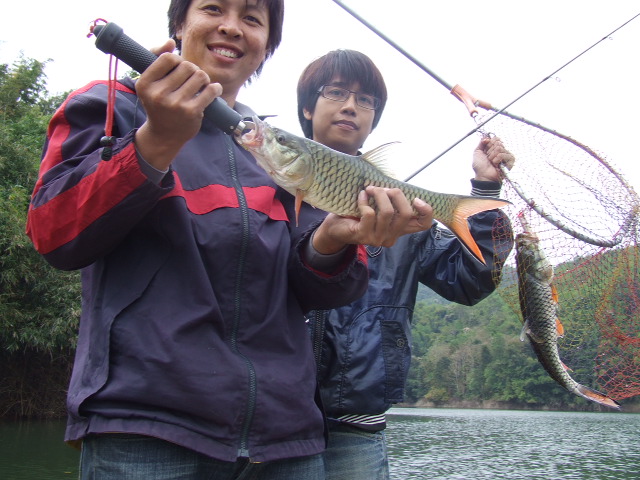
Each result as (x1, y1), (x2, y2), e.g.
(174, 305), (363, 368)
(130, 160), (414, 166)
(218, 19), (242, 38)
(340, 92), (358, 113)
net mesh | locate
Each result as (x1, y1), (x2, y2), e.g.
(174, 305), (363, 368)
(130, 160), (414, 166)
(481, 107), (640, 402)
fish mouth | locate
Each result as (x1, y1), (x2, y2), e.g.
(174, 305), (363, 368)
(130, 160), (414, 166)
(236, 116), (264, 148)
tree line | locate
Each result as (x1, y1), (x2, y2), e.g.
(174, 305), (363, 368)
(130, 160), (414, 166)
(1, 55), (636, 419)
(0, 55), (80, 417)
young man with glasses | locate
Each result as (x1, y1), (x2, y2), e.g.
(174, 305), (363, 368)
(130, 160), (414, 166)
(296, 49), (515, 480)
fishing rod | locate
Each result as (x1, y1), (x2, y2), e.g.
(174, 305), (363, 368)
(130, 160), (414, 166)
(89, 21), (250, 136)
(332, 0), (640, 182)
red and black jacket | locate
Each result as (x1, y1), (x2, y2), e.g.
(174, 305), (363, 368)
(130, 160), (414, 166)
(26, 77), (368, 462)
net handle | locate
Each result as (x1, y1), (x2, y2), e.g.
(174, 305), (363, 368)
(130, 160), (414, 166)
(452, 84), (637, 247)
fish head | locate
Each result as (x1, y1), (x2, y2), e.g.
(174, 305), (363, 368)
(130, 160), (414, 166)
(236, 116), (314, 193)
(515, 232), (554, 284)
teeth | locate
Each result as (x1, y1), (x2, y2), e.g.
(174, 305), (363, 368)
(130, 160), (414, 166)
(215, 48), (239, 58)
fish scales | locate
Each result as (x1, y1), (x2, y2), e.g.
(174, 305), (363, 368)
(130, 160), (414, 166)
(516, 230), (620, 409)
(306, 140), (462, 224)
(236, 118), (510, 264)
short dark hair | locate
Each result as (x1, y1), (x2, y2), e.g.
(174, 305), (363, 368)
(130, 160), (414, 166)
(297, 49), (388, 139)
(167, 0), (284, 79)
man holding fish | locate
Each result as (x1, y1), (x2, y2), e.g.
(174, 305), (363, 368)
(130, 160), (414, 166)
(24, 1), (439, 478)
(280, 49), (515, 480)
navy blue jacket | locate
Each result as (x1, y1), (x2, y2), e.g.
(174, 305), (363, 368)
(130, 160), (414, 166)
(310, 202), (513, 418)
(26, 78), (368, 462)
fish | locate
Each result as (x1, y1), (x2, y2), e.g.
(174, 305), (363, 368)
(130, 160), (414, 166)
(236, 117), (509, 264)
(515, 220), (620, 409)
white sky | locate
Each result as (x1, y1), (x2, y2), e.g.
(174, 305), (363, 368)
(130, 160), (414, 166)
(2, 0), (639, 194)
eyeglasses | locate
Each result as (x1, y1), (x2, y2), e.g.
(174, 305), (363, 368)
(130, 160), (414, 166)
(317, 85), (381, 110)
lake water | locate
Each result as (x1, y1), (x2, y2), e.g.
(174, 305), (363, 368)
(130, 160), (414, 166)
(1, 408), (638, 479)
(385, 407), (640, 480)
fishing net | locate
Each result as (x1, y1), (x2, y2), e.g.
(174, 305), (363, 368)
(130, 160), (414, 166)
(447, 86), (640, 403)
(494, 210), (640, 402)
(333, 0), (640, 403)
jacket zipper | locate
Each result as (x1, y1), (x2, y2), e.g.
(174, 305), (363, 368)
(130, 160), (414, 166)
(226, 135), (257, 459)
(311, 310), (326, 378)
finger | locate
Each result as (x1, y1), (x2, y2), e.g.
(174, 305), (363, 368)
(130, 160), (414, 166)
(385, 188), (413, 219)
(495, 151), (515, 170)
(356, 189), (374, 215)
(412, 198), (433, 228)
(140, 52), (183, 84)
(150, 39), (177, 57)
(360, 187), (395, 245)
(365, 186), (395, 220)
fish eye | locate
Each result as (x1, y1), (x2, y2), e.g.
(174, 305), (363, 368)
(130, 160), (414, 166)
(276, 134), (286, 144)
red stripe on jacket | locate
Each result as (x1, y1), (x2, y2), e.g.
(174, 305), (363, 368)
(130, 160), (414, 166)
(32, 81), (136, 196)
(27, 143), (148, 254)
(163, 173), (289, 221)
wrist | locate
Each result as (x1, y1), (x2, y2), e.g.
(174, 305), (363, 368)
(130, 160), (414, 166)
(311, 224), (349, 255)
(470, 178), (502, 197)
(135, 124), (182, 171)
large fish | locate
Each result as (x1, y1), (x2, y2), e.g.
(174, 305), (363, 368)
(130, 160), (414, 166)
(236, 117), (509, 264)
(515, 222), (620, 409)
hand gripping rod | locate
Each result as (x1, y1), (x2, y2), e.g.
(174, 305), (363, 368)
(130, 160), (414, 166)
(91, 22), (249, 136)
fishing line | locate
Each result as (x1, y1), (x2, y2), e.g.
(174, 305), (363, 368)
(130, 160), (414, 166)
(332, 0), (640, 181)
(333, 0), (640, 402)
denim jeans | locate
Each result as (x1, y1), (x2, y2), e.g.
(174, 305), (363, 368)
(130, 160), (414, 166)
(79, 434), (325, 480)
(323, 423), (390, 480)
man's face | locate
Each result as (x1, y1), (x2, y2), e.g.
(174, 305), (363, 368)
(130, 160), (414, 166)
(304, 78), (376, 156)
(176, 0), (269, 101)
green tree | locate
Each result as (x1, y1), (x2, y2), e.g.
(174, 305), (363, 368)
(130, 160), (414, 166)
(0, 56), (80, 418)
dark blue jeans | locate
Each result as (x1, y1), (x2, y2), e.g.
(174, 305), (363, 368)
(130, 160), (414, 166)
(323, 423), (389, 480)
(79, 434), (325, 480)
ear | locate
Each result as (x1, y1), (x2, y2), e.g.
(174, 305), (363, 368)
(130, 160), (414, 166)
(175, 26), (183, 42)
(303, 108), (313, 120)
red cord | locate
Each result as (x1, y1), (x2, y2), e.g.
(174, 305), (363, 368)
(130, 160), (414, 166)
(105, 54), (118, 138)
(88, 18), (117, 160)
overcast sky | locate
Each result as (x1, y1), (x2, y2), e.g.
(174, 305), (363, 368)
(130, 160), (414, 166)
(2, 0), (639, 193)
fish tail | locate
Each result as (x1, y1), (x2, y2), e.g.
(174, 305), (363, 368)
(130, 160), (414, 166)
(444, 196), (510, 265)
(576, 384), (621, 410)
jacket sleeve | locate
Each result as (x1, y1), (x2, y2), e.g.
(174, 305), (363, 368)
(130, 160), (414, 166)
(287, 224), (368, 314)
(278, 195), (368, 313)
(416, 207), (514, 306)
(25, 82), (174, 270)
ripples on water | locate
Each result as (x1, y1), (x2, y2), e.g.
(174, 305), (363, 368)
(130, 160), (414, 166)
(2, 410), (638, 479)
(385, 408), (640, 480)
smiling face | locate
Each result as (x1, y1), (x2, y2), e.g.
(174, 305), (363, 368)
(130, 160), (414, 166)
(175, 0), (270, 103)
(304, 79), (375, 156)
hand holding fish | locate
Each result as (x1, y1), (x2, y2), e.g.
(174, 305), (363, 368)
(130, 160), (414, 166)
(237, 118), (511, 264)
(312, 186), (434, 252)
(472, 136), (515, 182)
(135, 40), (223, 172)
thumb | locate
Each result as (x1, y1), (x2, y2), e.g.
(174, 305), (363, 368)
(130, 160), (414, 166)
(150, 39), (177, 57)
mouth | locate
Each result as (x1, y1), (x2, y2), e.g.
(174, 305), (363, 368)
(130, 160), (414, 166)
(334, 120), (358, 131)
(210, 46), (243, 59)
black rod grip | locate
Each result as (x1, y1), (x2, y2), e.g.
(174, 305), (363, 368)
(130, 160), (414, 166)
(92, 22), (242, 135)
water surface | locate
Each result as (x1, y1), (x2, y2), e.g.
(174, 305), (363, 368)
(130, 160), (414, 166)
(386, 407), (639, 480)
(1, 408), (638, 479)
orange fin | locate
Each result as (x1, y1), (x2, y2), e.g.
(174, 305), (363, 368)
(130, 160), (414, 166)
(294, 190), (305, 226)
(445, 196), (510, 265)
(551, 284), (559, 304)
(576, 384), (621, 410)
(555, 318), (565, 337)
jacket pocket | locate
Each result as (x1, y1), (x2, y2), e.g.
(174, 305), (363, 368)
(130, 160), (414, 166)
(380, 320), (410, 404)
